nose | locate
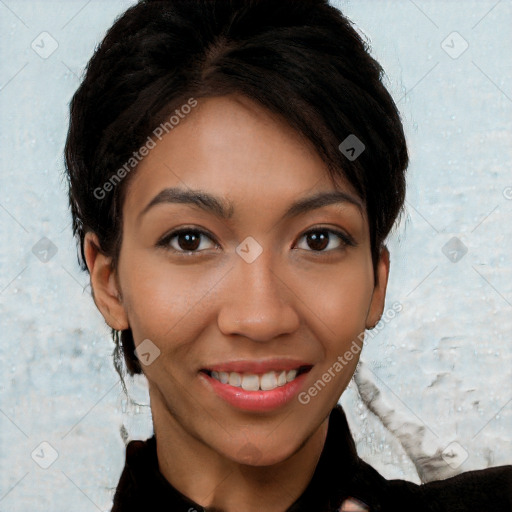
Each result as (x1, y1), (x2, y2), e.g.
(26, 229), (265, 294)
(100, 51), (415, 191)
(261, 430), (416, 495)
(217, 251), (300, 342)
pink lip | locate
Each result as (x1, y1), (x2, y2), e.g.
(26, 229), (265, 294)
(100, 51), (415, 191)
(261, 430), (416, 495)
(201, 358), (312, 374)
(198, 367), (312, 412)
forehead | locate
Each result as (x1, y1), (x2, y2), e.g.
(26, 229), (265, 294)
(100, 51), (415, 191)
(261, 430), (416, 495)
(122, 94), (362, 223)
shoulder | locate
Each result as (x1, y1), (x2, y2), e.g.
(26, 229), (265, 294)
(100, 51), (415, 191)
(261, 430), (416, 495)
(330, 405), (512, 511)
(384, 464), (512, 511)
(418, 464), (512, 510)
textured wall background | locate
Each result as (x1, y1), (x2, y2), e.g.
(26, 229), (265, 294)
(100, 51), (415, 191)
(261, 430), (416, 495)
(0, 1), (511, 510)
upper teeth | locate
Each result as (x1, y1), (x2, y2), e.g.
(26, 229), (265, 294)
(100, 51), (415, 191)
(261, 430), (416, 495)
(211, 369), (299, 391)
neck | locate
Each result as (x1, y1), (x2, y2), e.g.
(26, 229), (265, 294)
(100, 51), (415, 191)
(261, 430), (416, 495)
(149, 387), (330, 512)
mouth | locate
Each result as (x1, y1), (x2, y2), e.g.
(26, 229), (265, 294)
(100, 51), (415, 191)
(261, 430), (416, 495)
(199, 365), (312, 392)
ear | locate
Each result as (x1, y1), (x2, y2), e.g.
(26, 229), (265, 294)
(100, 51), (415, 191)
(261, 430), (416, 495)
(365, 245), (390, 329)
(83, 231), (129, 331)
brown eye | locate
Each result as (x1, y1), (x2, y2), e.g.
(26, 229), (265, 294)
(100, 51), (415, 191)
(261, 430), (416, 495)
(175, 232), (202, 251)
(157, 228), (217, 253)
(295, 228), (355, 253)
(305, 231), (330, 251)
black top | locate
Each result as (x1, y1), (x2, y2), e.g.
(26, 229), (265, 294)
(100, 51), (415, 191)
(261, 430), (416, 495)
(111, 404), (512, 511)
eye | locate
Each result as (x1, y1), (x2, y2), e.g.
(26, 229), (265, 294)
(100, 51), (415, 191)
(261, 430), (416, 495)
(157, 226), (355, 256)
(157, 228), (218, 253)
(295, 227), (355, 253)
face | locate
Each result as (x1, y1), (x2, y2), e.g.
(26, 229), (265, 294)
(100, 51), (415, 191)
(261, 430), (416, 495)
(85, 94), (389, 466)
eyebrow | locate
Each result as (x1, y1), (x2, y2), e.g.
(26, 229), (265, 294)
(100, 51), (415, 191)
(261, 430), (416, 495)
(138, 187), (364, 222)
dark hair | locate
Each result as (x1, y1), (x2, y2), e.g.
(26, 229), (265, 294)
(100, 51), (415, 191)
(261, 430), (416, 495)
(64, 0), (408, 385)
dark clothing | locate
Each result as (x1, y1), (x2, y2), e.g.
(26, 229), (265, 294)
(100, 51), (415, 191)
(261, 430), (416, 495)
(111, 404), (512, 511)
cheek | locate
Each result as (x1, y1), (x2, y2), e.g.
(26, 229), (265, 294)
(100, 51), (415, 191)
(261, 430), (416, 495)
(118, 250), (220, 344)
(306, 264), (373, 391)
(301, 261), (374, 335)
(296, 261), (374, 387)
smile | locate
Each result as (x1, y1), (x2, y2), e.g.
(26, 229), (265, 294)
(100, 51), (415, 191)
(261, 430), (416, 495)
(198, 358), (314, 411)
(201, 366), (311, 392)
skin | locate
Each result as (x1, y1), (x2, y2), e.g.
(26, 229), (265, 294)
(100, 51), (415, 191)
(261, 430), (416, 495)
(84, 94), (390, 512)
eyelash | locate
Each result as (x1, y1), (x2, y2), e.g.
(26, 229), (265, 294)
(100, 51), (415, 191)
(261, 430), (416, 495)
(156, 226), (356, 256)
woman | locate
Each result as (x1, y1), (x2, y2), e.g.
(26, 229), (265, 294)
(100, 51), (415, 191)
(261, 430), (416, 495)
(63, 0), (512, 510)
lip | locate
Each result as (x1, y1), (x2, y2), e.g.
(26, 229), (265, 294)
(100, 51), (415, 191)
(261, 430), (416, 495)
(200, 358), (313, 374)
(198, 364), (312, 412)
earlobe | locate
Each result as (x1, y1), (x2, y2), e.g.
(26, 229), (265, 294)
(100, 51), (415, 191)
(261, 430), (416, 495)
(365, 246), (390, 329)
(83, 232), (129, 331)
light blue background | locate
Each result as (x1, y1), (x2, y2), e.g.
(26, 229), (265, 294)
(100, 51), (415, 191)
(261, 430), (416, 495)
(1, 1), (511, 510)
